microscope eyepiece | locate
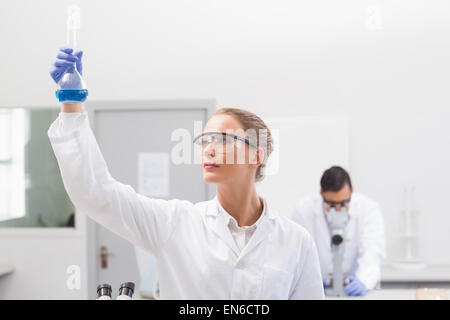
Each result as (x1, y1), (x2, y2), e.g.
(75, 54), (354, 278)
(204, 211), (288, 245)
(96, 284), (112, 299)
(118, 282), (135, 299)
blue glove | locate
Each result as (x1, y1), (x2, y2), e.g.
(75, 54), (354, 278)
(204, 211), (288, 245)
(50, 46), (83, 83)
(323, 280), (329, 288)
(344, 276), (367, 296)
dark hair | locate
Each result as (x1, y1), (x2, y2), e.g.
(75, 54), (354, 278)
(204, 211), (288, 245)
(320, 166), (352, 192)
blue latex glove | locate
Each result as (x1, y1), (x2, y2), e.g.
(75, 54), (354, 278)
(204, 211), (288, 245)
(50, 46), (83, 83)
(344, 276), (367, 296)
(323, 280), (329, 288)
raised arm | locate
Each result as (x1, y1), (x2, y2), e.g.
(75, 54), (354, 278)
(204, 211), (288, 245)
(49, 106), (187, 254)
(48, 48), (188, 255)
(61, 102), (83, 113)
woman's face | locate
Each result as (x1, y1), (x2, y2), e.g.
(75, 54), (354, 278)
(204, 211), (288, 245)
(200, 114), (261, 185)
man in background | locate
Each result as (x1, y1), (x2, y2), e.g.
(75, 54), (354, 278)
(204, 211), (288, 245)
(291, 166), (385, 296)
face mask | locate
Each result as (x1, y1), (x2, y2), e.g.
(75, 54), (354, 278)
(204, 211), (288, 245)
(325, 207), (350, 246)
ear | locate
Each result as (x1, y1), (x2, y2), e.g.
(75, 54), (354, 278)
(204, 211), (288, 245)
(250, 147), (264, 168)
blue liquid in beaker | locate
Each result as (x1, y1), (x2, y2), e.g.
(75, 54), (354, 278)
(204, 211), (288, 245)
(56, 89), (88, 103)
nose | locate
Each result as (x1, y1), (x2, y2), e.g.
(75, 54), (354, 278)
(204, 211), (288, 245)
(203, 142), (215, 157)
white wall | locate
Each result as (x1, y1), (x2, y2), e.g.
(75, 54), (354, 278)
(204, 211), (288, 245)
(0, 230), (88, 299)
(1, 0), (450, 298)
(257, 117), (349, 216)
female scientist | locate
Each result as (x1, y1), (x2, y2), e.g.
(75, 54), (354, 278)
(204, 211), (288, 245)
(48, 47), (324, 299)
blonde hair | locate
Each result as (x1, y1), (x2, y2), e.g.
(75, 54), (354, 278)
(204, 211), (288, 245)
(214, 107), (273, 182)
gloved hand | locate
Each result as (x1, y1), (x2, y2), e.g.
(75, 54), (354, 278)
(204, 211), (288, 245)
(323, 279), (329, 288)
(344, 276), (367, 296)
(50, 46), (83, 84)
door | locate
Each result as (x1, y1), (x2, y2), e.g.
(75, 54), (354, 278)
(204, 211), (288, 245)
(87, 100), (215, 299)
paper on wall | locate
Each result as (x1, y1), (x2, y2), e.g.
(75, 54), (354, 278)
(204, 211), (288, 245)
(138, 152), (170, 198)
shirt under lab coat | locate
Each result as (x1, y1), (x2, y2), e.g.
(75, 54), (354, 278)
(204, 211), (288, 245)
(291, 193), (386, 290)
(220, 198), (265, 252)
(48, 111), (324, 300)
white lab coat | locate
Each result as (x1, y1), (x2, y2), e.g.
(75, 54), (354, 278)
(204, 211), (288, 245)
(48, 111), (324, 300)
(291, 193), (385, 290)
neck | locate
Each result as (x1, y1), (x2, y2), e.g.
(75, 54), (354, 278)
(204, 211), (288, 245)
(216, 180), (263, 227)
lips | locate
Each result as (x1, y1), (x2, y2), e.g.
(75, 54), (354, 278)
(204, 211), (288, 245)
(203, 162), (219, 169)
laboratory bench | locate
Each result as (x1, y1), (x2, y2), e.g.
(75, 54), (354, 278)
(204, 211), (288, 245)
(327, 264), (450, 300)
(326, 287), (450, 300)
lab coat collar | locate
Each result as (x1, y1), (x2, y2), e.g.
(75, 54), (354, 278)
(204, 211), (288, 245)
(208, 202), (241, 257)
(205, 196), (277, 258)
(238, 213), (274, 260)
(217, 197), (267, 229)
(206, 196), (276, 220)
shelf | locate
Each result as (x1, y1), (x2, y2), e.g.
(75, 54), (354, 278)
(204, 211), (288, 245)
(382, 264), (450, 282)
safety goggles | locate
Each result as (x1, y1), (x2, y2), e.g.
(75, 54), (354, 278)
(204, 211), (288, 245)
(322, 198), (351, 209)
(192, 132), (257, 154)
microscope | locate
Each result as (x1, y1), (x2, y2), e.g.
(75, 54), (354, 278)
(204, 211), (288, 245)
(96, 282), (135, 300)
(324, 207), (350, 297)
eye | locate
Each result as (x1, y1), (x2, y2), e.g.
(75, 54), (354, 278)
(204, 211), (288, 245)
(199, 137), (210, 146)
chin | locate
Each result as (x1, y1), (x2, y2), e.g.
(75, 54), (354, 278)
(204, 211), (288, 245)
(202, 171), (222, 184)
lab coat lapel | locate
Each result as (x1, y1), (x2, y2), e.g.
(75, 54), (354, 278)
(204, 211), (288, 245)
(206, 201), (240, 257)
(238, 208), (275, 261)
(238, 219), (271, 260)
